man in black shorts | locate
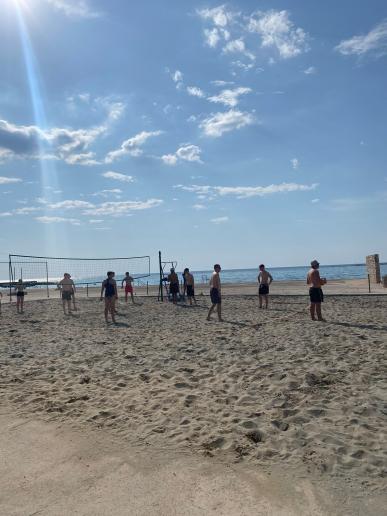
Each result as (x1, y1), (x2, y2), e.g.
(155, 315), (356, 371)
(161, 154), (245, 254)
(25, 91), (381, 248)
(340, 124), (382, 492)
(258, 264), (273, 309)
(307, 260), (327, 321)
(207, 264), (223, 321)
(184, 268), (197, 305)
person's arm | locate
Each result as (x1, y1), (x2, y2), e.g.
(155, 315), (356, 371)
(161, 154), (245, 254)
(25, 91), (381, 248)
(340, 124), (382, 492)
(306, 272), (310, 285)
(258, 273), (262, 284)
(129, 276), (134, 283)
(114, 280), (118, 299)
(121, 278), (125, 288)
(72, 280), (76, 293)
(268, 273), (273, 285)
(100, 281), (105, 299)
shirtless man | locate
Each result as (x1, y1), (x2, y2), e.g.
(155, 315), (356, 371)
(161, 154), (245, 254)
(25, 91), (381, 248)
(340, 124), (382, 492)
(100, 271), (118, 323)
(258, 264), (273, 309)
(121, 272), (135, 304)
(307, 260), (327, 321)
(184, 268), (197, 306)
(15, 279), (26, 314)
(168, 268), (179, 304)
(58, 273), (76, 315)
(207, 264), (223, 321)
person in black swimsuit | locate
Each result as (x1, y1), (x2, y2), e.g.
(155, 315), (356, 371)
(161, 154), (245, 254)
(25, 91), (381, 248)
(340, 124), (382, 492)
(100, 271), (118, 323)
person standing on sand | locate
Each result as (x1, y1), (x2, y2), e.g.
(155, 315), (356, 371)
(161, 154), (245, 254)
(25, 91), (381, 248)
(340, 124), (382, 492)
(0, 291), (2, 314)
(100, 271), (118, 323)
(258, 264), (273, 309)
(207, 264), (223, 321)
(58, 273), (76, 315)
(307, 260), (327, 321)
(168, 268), (179, 304)
(184, 268), (197, 306)
(15, 279), (26, 314)
(121, 272), (135, 304)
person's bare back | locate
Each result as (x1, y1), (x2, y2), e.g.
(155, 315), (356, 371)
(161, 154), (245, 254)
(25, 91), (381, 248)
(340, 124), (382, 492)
(307, 268), (321, 288)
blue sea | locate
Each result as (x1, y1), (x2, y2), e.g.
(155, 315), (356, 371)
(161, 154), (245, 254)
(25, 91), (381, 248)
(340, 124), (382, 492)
(1, 262), (386, 288)
(142, 263), (387, 286)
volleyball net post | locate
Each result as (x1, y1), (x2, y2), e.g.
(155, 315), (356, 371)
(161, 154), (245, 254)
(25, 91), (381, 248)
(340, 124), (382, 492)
(157, 251), (178, 302)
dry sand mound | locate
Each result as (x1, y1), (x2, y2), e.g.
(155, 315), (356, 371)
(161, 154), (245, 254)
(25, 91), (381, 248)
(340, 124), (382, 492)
(0, 295), (386, 495)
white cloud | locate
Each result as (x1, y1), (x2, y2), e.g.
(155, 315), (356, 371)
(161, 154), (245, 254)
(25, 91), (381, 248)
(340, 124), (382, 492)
(172, 70), (183, 83)
(200, 110), (254, 137)
(248, 10), (309, 59)
(14, 206), (42, 215)
(0, 176), (22, 185)
(211, 80), (235, 86)
(91, 189), (122, 198)
(187, 86), (205, 98)
(303, 66), (317, 75)
(47, 200), (94, 210)
(291, 158), (299, 170)
(36, 216), (81, 225)
(335, 19), (387, 58)
(105, 130), (162, 163)
(193, 204), (207, 210)
(102, 171), (134, 183)
(223, 39), (255, 60)
(176, 182), (318, 199)
(89, 219), (104, 224)
(204, 28), (221, 48)
(43, 0), (102, 18)
(211, 216), (229, 224)
(197, 6), (233, 28)
(231, 60), (254, 71)
(161, 144), (203, 165)
(83, 199), (163, 216)
(0, 212), (12, 217)
(207, 86), (252, 107)
(311, 198), (320, 204)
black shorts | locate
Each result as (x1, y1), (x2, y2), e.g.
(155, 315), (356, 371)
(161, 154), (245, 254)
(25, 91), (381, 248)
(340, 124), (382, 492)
(259, 284), (269, 296)
(62, 291), (72, 301)
(16, 292), (25, 297)
(210, 288), (221, 305)
(170, 283), (179, 295)
(309, 287), (324, 303)
(186, 285), (194, 297)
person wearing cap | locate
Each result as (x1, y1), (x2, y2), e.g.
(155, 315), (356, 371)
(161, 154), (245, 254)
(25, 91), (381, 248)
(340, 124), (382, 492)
(58, 273), (76, 315)
(258, 264), (273, 309)
(307, 260), (327, 321)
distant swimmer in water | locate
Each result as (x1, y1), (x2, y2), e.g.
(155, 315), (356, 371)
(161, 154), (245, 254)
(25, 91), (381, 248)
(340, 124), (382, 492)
(168, 268), (179, 305)
(15, 279), (26, 314)
(121, 272), (135, 304)
(207, 264), (223, 322)
(58, 273), (76, 315)
(258, 264), (273, 309)
(184, 268), (197, 306)
(307, 260), (327, 321)
(101, 271), (118, 323)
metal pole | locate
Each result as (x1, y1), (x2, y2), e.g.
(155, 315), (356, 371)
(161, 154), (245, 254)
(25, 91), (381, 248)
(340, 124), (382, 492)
(46, 261), (49, 298)
(146, 281), (148, 296)
(158, 250), (163, 301)
(87, 283), (89, 297)
(9, 255), (12, 305)
(368, 274), (371, 293)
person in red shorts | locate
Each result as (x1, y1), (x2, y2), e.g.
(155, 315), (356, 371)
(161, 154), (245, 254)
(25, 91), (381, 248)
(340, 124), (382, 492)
(121, 272), (135, 304)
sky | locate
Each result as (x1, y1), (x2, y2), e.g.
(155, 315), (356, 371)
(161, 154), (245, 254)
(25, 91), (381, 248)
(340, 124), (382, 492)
(0, 0), (386, 271)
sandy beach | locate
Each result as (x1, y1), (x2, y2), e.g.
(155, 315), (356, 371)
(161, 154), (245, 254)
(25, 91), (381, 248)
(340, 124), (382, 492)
(0, 290), (386, 514)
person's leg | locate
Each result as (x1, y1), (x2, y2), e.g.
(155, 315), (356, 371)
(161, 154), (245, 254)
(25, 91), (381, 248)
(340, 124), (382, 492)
(310, 302), (316, 320)
(62, 298), (66, 314)
(67, 299), (72, 313)
(131, 292), (135, 304)
(265, 295), (268, 309)
(20, 296), (24, 313)
(207, 303), (216, 320)
(125, 290), (128, 302)
(316, 303), (325, 321)
(16, 297), (20, 313)
(259, 294), (263, 309)
(104, 298), (109, 322)
(217, 302), (223, 321)
(110, 299), (117, 323)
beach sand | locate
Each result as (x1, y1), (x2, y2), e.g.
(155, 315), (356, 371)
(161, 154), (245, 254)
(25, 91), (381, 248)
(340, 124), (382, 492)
(0, 292), (386, 514)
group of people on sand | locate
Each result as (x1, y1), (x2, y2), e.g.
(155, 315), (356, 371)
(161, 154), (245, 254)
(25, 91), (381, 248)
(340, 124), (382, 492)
(6, 259), (327, 323)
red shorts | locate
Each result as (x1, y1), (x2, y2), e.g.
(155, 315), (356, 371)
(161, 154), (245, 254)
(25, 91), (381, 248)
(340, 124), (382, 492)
(125, 285), (133, 294)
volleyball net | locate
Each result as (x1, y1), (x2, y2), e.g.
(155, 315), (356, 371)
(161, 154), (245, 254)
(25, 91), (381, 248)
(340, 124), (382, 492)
(7, 254), (150, 295)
